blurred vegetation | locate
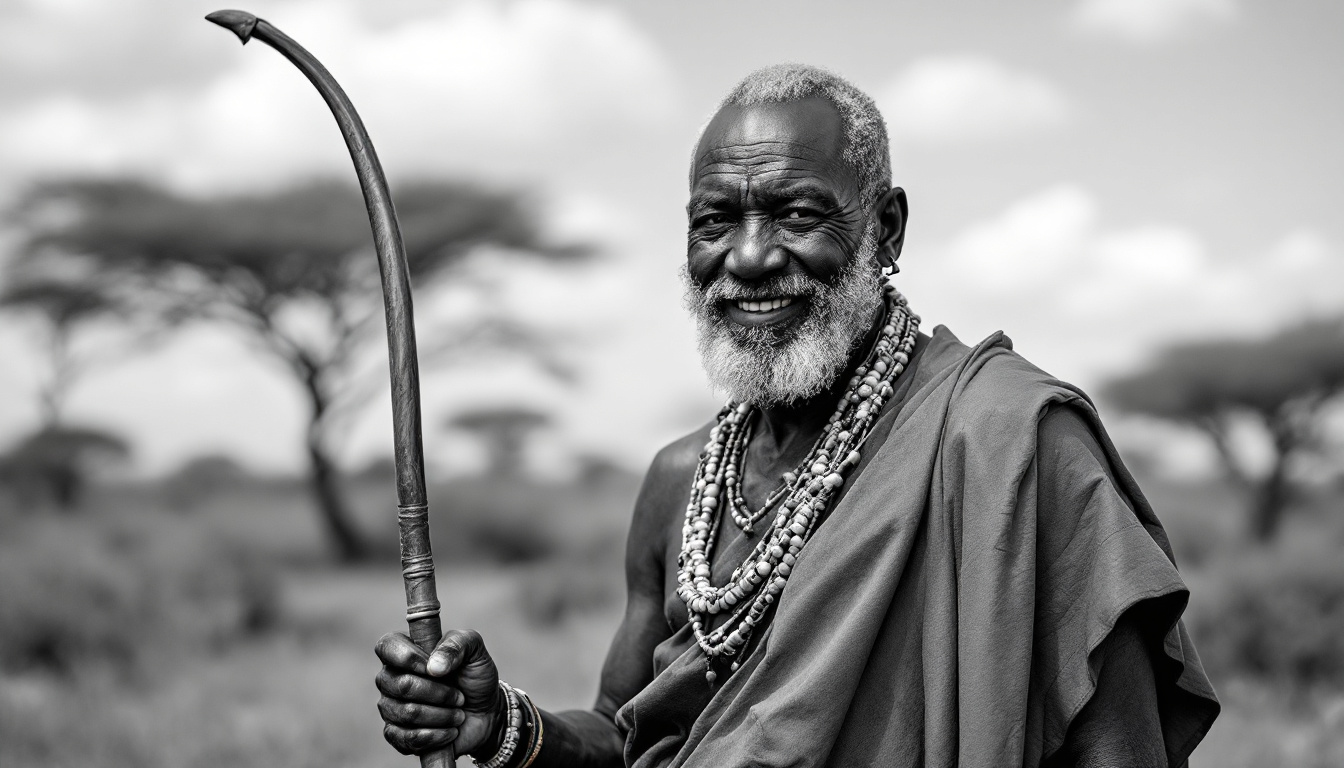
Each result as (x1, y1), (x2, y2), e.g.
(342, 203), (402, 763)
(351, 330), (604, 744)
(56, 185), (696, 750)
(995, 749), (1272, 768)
(1159, 472), (1344, 768)
(1191, 553), (1344, 692)
(1105, 318), (1344, 541)
(0, 276), (137, 509)
(448, 405), (552, 478)
(0, 466), (636, 768)
(0, 425), (129, 509)
(5, 177), (588, 561)
(0, 280), (124, 428)
(0, 496), (280, 678)
(0, 459), (1341, 766)
(162, 453), (250, 512)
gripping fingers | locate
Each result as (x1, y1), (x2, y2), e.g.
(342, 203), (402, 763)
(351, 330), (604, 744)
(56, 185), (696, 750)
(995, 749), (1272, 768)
(427, 628), (485, 677)
(378, 698), (466, 730)
(383, 724), (459, 756)
(376, 631), (431, 675)
(375, 667), (463, 707)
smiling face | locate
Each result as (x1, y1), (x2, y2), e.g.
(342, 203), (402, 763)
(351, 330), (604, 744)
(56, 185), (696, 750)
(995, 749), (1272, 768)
(683, 97), (887, 406)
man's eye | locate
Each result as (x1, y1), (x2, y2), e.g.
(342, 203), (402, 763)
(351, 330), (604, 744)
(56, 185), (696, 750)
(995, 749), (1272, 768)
(696, 214), (730, 227)
(782, 209), (814, 221)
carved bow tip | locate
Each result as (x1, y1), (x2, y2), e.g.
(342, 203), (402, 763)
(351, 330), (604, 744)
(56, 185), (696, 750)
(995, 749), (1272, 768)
(205, 10), (259, 43)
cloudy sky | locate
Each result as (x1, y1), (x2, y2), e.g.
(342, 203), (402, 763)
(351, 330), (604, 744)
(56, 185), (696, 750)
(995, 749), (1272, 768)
(0, 0), (1340, 477)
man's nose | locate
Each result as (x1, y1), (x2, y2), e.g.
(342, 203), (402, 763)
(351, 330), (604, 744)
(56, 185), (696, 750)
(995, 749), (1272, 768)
(724, 217), (787, 280)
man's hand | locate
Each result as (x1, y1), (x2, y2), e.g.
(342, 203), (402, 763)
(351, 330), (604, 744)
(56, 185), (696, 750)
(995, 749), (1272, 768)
(375, 629), (504, 759)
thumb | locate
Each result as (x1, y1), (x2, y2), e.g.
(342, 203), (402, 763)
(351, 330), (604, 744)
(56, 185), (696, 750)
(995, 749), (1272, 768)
(426, 628), (486, 677)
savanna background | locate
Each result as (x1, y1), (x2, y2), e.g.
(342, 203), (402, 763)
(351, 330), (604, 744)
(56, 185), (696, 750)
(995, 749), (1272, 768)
(1, 1), (1342, 766)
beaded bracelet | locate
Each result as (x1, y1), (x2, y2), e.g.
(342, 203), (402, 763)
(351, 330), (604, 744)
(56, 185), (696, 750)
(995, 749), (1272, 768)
(471, 681), (522, 768)
(517, 688), (544, 768)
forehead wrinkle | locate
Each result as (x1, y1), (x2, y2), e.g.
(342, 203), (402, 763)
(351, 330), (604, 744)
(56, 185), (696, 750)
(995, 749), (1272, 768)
(698, 144), (833, 168)
(695, 152), (853, 199)
(693, 137), (859, 214)
(696, 158), (827, 181)
(704, 140), (827, 156)
(693, 166), (848, 207)
(695, 136), (840, 170)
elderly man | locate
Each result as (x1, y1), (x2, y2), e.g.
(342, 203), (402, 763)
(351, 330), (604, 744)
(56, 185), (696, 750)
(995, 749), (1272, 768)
(374, 65), (1219, 768)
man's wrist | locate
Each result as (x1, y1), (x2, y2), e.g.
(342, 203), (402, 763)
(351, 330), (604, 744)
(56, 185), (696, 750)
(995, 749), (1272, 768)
(467, 684), (509, 761)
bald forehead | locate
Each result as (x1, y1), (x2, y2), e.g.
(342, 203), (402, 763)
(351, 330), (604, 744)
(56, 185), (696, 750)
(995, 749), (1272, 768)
(693, 98), (856, 185)
(698, 98), (845, 158)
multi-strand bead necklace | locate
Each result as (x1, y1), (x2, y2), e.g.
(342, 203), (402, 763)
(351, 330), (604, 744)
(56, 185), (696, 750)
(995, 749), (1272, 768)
(676, 285), (920, 684)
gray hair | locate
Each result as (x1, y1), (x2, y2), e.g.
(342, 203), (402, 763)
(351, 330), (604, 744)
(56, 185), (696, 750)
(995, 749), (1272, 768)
(698, 63), (892, 211)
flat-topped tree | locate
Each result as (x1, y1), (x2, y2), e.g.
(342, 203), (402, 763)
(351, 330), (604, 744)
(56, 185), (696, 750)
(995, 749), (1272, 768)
(448, 406), (552, 478)
(1104, 318), (1344, 542)
(0, 280), (122, 429)
(11, 178), (585, 561)
(0, 280), (136, 509)
(0, 426), (130, 509)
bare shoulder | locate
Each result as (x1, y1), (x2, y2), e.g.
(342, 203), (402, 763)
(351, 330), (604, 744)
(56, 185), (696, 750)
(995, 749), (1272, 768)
(647, 425), (713, 487)
(627, 423), (714, 552)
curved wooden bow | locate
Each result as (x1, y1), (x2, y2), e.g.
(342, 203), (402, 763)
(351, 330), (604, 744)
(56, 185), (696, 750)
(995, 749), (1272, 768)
(205, 10), (452, 767)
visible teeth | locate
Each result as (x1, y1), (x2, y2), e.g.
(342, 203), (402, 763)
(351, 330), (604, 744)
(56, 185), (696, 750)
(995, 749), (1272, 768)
(735, 297), (795, 313)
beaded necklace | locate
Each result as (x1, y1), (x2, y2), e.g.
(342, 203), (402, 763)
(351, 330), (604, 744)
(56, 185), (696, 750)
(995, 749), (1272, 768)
(676, 285), (919, 684)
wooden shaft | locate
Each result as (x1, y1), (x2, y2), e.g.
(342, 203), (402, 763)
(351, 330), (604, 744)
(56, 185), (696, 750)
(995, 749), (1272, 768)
(205, 11), (451, 767)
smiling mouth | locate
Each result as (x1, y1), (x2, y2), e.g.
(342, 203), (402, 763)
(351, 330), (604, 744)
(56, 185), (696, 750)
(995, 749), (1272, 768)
(733, 297), (795, 313)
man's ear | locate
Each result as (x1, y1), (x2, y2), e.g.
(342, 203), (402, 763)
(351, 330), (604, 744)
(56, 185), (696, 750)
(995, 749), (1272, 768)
(874, 187), (908, 273)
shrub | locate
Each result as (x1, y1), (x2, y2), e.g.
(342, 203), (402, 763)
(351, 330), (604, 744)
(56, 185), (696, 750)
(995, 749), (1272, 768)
(517, 558), (621, 627)
(1190, 550), (1344, 691)
(161, 453), (249, 512)
(466, 517), (561, 564)
(0, 426), (130, 510)
(428, 477), (563, 565)
(0, 513), (281, 677)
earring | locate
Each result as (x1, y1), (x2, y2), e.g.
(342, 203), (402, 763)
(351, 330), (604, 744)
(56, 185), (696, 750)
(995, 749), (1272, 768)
(880, 262), (897, 277)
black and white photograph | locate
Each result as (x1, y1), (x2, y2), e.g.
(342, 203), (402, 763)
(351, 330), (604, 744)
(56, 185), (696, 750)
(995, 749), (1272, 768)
(0, 1), (1340, 766)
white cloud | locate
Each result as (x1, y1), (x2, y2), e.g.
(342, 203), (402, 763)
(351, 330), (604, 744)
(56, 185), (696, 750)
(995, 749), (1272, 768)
(0, 0), (229, 101)
(1060, 225), (1209, 314)
(1071, 0), (1238, 44)
(0, 0), (680, 192)
(877, 55), (1068, 144)
(942, 185), (1097, 289)
(900, 185), (1344, 389)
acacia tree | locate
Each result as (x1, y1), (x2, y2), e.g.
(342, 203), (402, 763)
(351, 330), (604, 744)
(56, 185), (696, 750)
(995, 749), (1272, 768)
(0, 281), (137, 508)
(1104, 319), (1344, 542)
(0, 427), (130, 509)
(0, 281), (121, 427)
(448, 406), (552, 477)
(11, 178), (581, 560)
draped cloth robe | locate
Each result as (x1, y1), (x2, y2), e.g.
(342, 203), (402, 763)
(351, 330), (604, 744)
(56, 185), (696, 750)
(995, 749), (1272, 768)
(617, 326), (1220, 768)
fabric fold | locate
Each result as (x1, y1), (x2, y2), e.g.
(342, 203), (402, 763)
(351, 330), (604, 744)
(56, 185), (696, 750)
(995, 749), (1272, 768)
(619, 326), (1218, 768)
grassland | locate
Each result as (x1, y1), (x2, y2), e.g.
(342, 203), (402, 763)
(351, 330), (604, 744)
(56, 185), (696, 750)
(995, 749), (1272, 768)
(1, 469), (1340, 767)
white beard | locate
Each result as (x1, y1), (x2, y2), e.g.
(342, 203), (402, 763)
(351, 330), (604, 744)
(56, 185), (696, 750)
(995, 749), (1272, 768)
(682, 226), (885, 407)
